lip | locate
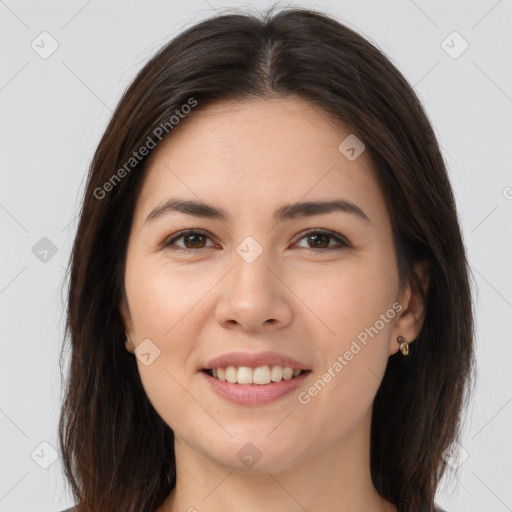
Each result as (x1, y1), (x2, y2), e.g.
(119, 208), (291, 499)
(200, 369), (312, 406)
(202, 351), (311, 371)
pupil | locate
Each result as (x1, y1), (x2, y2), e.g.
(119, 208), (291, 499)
(309, 234), (328, 248)
(186, 234), (204, 248)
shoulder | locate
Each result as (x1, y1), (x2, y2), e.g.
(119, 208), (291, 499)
(434, 506), (448, 512)
(59, 508), (77, 512)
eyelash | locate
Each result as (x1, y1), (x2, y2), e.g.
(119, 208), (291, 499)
(161, 228), (351, 254)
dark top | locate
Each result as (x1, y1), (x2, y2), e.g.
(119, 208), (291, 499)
(59, 506), (448, 511)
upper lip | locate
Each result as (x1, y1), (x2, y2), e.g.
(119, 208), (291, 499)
(203, 351), (311, 370)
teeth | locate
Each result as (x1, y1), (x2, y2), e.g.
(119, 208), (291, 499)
(225, 366), (237, 383)
(253, 365), (271, 385)
(237, 366), (254, 385)
(282, 367), (294, 380)
(210, 365), (304, 385)
(271, 365), (282, 382)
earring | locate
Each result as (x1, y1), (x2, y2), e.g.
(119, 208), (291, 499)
(125, 333), (131, 346)
(397, 335), (409, 356)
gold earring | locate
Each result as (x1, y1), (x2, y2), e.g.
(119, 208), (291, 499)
(397, 335), (409, 356)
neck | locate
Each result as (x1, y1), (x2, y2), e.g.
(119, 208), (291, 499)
(157, 408), (396, 512)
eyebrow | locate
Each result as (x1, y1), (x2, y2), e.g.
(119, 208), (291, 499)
(144, 197), (370, 225)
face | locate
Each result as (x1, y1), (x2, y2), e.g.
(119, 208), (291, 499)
(120, 96), (424, 473)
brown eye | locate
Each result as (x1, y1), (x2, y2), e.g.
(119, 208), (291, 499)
(295, 229), (351, 252)
(181, 233), (207, 249)
(163, 230), (216, 251)
(305, 233), (330, 249)
(162, 228), (350, 253)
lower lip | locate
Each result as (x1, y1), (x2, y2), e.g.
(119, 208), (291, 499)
(200, 370), (312, 406)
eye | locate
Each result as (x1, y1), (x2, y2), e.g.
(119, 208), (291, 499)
(294, 228), (351, 252)
(162, 229), (217, 251)
(161, 228), (351, 253)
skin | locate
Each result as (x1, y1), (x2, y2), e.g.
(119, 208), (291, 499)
(120, 96), (429, 512)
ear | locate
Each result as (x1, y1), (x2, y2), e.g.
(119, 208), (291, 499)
(389, 260), (430, 355)
(119, 290), (135, 354)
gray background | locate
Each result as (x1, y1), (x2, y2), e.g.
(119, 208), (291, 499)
(1, 1), (511, 511)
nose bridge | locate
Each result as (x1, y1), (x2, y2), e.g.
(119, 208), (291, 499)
(230, 233), (274, 294)
(214, 232), (292, 331)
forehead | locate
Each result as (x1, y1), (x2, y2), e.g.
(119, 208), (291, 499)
(133, 96), (388, 228)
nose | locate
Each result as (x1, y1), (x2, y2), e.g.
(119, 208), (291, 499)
(214, 248), (293, 333)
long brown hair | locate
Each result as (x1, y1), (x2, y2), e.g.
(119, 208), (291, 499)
(59, 6), (475, 511)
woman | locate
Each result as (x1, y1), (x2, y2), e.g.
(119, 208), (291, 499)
(58, 6), (474, 512)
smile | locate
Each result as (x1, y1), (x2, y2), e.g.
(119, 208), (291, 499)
(202, 365), (310, 385)
(201, 367), (312, 406)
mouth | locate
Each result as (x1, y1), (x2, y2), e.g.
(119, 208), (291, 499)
(201, 365), (312, 385)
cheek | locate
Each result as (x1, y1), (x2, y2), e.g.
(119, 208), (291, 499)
(295, 254), (399, 344)
(296, 254), (398, 408)
(124, 258), (206, 419)
(126, 256), (210, 338)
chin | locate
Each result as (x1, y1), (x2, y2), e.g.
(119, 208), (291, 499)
(197, 434), (302, 474)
